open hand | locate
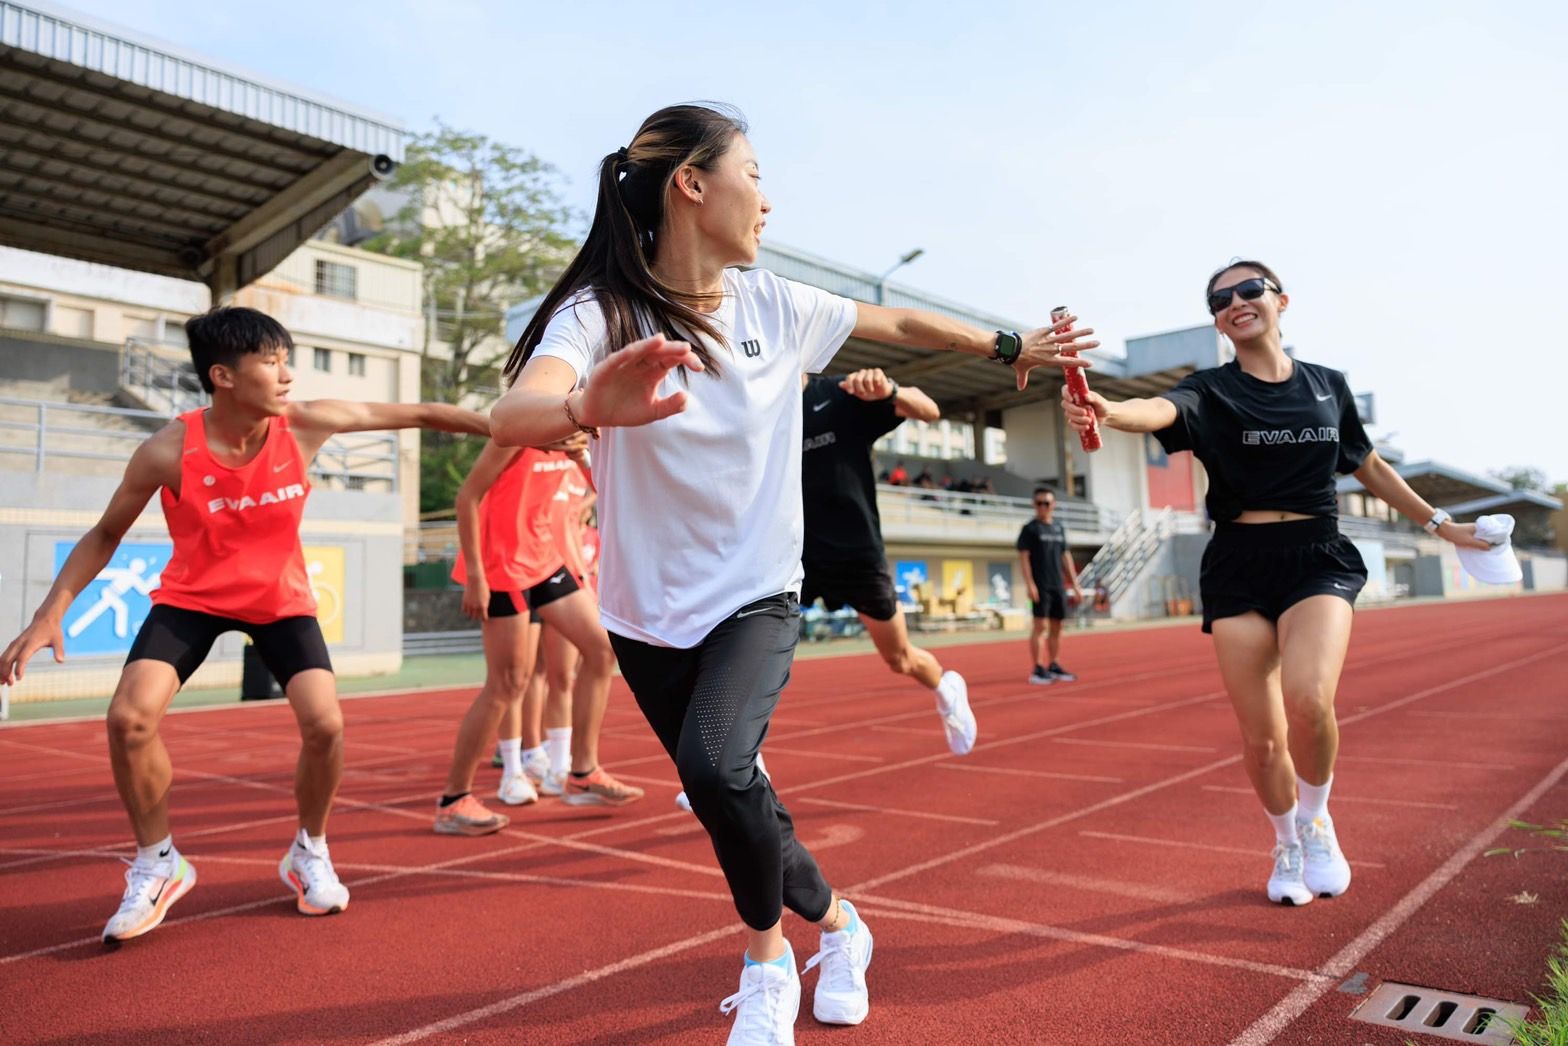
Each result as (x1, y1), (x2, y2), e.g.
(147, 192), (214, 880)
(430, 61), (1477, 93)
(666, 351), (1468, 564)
(1013, 315), (1099, 390)
(576, 334), (704, 429)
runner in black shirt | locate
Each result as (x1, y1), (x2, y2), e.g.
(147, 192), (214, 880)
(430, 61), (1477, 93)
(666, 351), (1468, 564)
(802, 368), (977, 755)
(1015, 488), (1083, 685)
(1062, 259), (1490, 908)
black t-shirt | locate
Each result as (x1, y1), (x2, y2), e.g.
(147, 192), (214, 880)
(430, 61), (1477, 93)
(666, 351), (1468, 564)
(1016, 519), (1068, 591)
(1154, 359), (1373, 523)
(801, 375), (904, 564)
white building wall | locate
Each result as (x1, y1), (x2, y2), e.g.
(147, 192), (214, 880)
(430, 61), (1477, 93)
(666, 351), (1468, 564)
(1085, 426), (1146, 518)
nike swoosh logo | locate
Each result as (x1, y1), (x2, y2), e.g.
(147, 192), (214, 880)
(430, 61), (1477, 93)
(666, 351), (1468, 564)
(273, 462), (290, 472)
(812, 402), (830, 412)
(1315, 393), (1333, 401)
(736, 606), (771, 618)
(158, 847), (171, 858)
(551, 571), (567, 584)
(149, 877), (168, 903)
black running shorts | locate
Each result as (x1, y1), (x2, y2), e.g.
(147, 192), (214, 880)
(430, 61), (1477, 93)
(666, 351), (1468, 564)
(487, 564), (581, 619)
(1031, 588), (1068, 621)
(800, 558), (899, 622)
(1200, 517), (1367, 633)
(127, 604), (332, 686)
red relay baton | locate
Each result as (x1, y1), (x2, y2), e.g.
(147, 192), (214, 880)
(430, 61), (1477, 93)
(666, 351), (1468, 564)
(1052, 305), (1102, 452)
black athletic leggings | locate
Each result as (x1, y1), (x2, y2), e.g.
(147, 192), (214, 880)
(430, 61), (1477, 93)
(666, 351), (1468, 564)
(609, 592), (832, 930)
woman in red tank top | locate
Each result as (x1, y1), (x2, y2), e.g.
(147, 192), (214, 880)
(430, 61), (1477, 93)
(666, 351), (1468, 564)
(433, 436), (641, 835)
(0, 306), (488, 942)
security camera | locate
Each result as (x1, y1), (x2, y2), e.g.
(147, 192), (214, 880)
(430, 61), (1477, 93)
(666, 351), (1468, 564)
(368, 154), (396, 180)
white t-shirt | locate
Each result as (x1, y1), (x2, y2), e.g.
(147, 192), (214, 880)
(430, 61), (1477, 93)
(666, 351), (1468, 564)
(533, 267), (858, 648)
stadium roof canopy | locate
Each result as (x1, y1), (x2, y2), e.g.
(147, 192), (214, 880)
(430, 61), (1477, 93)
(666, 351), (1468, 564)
(0, 1), (404, 299)
(757, 242), (1205, 419)
(1337, 460), (1564, 514)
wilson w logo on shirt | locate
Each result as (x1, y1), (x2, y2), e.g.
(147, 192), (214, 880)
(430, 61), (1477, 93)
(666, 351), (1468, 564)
(206, 483), (306, 514)
(740, 339), (762, 359)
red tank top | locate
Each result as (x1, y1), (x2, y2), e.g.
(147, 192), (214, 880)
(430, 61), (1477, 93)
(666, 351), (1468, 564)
(551, 463), (592, 583)
(452, 448), (572, 591)
(152, 409), (315, 623)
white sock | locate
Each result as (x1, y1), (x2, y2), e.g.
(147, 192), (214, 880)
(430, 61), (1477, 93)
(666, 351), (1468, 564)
(546, 727), (572, 775)
(296, 827), (326, 854)
(136, 835), (174, 864)
(498, 737), (523, 777)
(1297, 777), (1332, 822)
(1267, 805), (1300, 846)
(524, 743), (547, 766)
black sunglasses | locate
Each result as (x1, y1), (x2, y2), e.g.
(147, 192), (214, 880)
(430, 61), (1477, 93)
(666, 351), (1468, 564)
(1207, 277), (1280, 315)
(1034, 499), (1054, 507)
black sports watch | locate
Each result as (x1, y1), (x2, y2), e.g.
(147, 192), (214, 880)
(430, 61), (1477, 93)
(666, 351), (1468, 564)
(991, 330), (1023, 365)
(882, 379), (900, 402)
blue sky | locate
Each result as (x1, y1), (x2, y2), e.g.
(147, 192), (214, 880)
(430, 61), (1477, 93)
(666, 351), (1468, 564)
(66, 0), (1568, 482)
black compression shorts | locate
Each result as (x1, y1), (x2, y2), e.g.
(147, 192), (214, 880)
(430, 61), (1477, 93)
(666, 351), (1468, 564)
(127, 604), (332, 686)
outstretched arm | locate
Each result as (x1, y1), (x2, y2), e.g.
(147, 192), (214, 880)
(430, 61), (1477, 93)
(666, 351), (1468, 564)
(1355, 450), (1491, 550)
(1062, 385), (1177, 436)
(853, 303), (1098, 392)
(0, 429), (175, 683)
(287, 399), (489, 459)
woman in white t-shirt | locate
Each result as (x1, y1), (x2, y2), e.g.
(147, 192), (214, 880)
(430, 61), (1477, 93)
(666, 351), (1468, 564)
(491, 103), (1094, 1045)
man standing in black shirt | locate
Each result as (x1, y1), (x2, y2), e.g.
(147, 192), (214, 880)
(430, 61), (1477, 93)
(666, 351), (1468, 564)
(1016, 488), (1083, 685)
(802, 368), (977, 755)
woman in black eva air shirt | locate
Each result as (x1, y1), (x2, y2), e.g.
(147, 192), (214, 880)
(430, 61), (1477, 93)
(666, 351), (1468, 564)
(1062, 260), (1491, 907)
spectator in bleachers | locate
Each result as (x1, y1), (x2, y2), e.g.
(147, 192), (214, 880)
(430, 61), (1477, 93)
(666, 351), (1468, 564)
(888, 461), (909, 485)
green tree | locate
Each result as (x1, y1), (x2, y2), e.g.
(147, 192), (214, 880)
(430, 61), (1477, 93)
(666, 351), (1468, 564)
(1490, 465), (1550, 493)
(362, 120), (580, 513)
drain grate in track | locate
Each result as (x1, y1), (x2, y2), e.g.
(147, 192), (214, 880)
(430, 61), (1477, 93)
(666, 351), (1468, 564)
(1349, 981), (1530, 1043)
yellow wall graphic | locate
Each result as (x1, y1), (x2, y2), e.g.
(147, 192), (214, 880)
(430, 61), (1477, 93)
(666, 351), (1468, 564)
(302, 545), (346, 643)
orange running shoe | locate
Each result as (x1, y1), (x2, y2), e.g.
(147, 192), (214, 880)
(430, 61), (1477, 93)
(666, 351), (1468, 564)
(433, 793), (509, 835)
(563, 767), (645, 807)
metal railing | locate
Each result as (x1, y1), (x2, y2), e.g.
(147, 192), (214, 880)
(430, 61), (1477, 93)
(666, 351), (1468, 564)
(120, 339), (205, 416)
(874, 484), (1120, 543)
(0, 394), (398, 490)
(1076, 506), (1176, 615)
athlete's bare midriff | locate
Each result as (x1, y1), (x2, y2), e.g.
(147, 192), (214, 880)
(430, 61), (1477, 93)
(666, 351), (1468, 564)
(1232, 509), (1319, 524)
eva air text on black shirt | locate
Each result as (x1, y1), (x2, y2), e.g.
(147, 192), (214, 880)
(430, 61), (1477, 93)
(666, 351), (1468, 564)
(801, 374), (904, 565)
(1154, 359), (1373, 523)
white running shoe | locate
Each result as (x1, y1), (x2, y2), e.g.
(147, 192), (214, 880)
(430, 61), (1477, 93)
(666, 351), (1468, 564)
(279, 836), (350, 916)
(522, 748), (551, 786)
(536, 768), (566, 797)
(1298, 814), (1352, 897)
(804, 900), (872, 1025)
(1266, 842), (1313, 906)
(720, 942), (800, 1046)
(935, 671), (977, 756)
(497, 772), (539, 807)
(102, 850), (197, 943)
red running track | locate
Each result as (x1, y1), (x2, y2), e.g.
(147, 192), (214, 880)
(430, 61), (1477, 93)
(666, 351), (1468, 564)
(2, 594), (1566, 1044)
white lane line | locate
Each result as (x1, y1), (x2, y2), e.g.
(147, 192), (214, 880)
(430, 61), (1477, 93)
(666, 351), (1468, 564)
(1053, 737), (1218, 754)
(854, 892), (1330, 985)
(847, 643), (1568, 896)
(792, 796), (1000, 827)
(1200, 786), (1458, 811)
(369, 926), (741, 1045)
(1409, 710), (1568, 721)
(939, 763), (1124, 784)
(1228, 748), (1568, 1046)
(1076, 831), (1387, 869)
(1333, 753), (1515, 772)
(978, 863), (1196, 904)
(761, 746), (886, 764)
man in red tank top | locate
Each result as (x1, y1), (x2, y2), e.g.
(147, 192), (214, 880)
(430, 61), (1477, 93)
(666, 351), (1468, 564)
(0, 307), (488, 945)
(433, 437), (642, 836)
